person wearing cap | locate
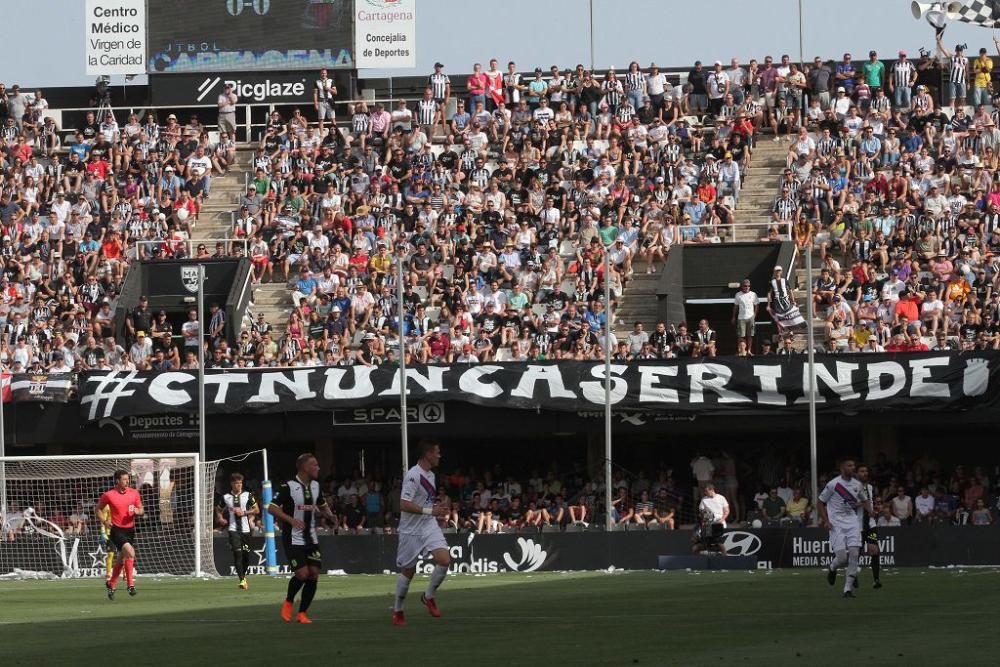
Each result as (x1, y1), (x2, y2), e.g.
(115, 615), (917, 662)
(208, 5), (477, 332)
(862, 50), (885, 93)
(129, 330), (153, 362)
(936, 34), (968, 108)
(731, 278), (760, 353)
(971, 45), (994, 107)
(706, 60), (730, 116)
(216, 82), (238, 141)
(889, 50), (917, 110)
(686, 59), (708, 114)
(767, 265), (804, 333)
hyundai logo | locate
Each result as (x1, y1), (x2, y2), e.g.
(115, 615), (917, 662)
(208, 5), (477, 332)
(721, 531), (762, 556)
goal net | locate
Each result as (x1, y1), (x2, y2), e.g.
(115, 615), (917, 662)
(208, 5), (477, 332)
(0, 454), (219, 579)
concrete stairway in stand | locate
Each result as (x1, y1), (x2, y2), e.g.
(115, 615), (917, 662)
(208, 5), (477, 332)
(249, 281), (294, 341)
(192, 147), (255, 247)
(733, 139), (791, 242)
(613, 267), (661, 337)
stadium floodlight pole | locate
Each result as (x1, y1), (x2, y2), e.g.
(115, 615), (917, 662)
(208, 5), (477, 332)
(197, 264), (207, 463)
(589, 0), (595, 71)
(0, 375), (6, 522)
(798, 0), (805, 68)
(603, 246), (613, 532)
(193, 451), (203, 577)
(804, 242), (819, 514)
(397, 251), (409, 477)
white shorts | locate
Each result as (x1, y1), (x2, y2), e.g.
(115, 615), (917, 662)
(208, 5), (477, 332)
(318, 102), (336, 120)
(829, 523), (862, 552)
(396, 528), (448, 569)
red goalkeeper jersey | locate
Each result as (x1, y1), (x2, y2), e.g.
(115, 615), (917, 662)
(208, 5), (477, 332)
(99, 487), (142, 529)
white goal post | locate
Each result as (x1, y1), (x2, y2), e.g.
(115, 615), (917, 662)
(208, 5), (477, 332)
(0, 453), (218, 579)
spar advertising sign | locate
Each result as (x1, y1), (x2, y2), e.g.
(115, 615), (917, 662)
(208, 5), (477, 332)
(85, 0), (146, 75)
(354, 0), (415, 69)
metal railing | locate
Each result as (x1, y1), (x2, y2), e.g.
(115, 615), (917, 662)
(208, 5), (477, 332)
(134, 237), (249, 258)
(51, 96), (427, 146)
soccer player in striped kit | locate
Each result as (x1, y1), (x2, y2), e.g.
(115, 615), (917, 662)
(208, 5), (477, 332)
(268, 454), (337, 624)
(392, 440), (451, 626)
(854, 463), (883, 589)
(216, 473), (259, 590)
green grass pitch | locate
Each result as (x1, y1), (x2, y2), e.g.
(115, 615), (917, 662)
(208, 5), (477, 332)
(2, 569), (999, 666)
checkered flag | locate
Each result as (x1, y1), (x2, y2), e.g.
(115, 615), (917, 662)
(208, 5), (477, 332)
(954, 0), (1000, 27)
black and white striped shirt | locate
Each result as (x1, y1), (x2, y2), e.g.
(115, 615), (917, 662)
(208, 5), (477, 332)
(773, 197), (798, 220)
(871, 95), (891, 113)
(852, 238), (873, 260)
(417, 99), (439, 126)
(778, 178), (802, 199)
(817, 137), (838, 157)
(720, 104), (739, 119)
(892, 61), (915, 90)
(272, 477), (326, 547)
(352, 112), (370, 134)
(950, 55), (968, 84)
(624, 71), (644, 92)
(602, 79), (623, 107)
(220, 490), (257, 534)
(470, 167), (491, 189)
(428, 72), (450, 101)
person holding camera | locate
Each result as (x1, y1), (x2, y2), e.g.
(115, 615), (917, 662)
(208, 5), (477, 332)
(698, 484), (730, 528)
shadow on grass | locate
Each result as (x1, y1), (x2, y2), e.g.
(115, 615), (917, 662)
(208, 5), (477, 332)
(3, 570), (997, 666)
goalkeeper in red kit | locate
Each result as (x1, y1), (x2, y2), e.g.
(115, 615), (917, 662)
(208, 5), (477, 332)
(95, 470), (144, 599)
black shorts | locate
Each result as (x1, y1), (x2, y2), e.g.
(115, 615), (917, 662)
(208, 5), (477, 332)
(864, 528), (879, 545)
(228, 531), (251, 553)
(109, 526), (135, 551)
(286, 544), (322, 571)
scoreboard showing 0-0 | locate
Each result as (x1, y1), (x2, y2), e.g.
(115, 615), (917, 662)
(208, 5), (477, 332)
(147, 0), (353, 73)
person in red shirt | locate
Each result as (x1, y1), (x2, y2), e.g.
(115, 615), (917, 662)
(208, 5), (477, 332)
(96, 470), (144, 599)
(905, 333), (929, 352)
(894, 289), (920, 324)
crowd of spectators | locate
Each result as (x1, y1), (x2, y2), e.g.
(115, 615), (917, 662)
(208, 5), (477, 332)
(201, 449), (1000, 538)
(5, 42), (1000, 371)
(0, 80), (238, 374)
(760, 40), (1000, 354)
(222, 58), (756, 368)
(3, 448), (996, 541)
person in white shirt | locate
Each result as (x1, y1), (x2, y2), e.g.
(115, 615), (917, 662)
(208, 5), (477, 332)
(732, 279), (759, 351)
(217, 82), (238, 138)
(691, 454), (715, 494)
(393, 440), (450, 625)
(891, 487), (914, 523)
(914, 487), (935, 522)
(186, 147), (214, 195)
(727, 58), (747, 105)
(645, 63), (668, 108)
(698, 485), (730, 528)
(876, 506), (901, 527)
(818, 458), (872, 597)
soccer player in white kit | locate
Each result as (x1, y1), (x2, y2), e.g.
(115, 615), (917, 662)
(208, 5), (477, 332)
(817, 458), (873, 598)
(392, 440), (451, 626)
